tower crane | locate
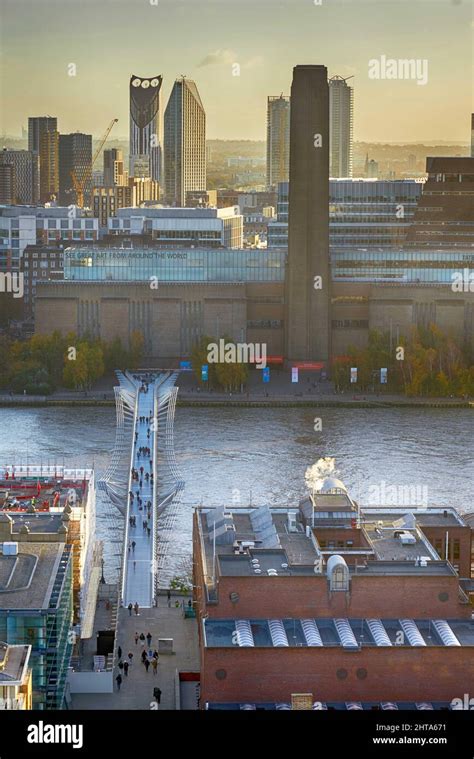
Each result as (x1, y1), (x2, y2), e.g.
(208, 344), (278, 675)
(70, 118), (118, 208)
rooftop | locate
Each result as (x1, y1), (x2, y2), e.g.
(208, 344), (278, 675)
(0, 466), (92, 514)
(197, 505), (459, 579)
(0, 542), (68, 610)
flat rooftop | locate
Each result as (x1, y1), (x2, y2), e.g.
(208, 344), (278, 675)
(0, 468), (92, 513)
(0, 542), (66, 610)
(198, 506), (457, 579)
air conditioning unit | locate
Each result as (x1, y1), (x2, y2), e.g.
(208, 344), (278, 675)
(2, 542), (18, 556)
(288, 513), (298, 533)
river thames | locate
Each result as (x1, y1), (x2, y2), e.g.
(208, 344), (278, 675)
(0, 405), (472, 582)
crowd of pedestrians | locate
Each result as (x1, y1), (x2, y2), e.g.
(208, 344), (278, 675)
(115, 626), (162, 702)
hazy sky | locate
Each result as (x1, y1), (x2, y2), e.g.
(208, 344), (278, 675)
(1, 0), (472, 142)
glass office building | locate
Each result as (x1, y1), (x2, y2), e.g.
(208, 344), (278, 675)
(268, 179), (423, 249)
(64, 247), (286, 283)
(331, 248), (474, 283)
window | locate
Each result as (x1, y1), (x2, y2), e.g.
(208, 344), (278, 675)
(329, 563), (350, 592)
(453, 539), (460, 561)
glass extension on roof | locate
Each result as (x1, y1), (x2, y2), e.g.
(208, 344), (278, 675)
(64, 247), (286, 283)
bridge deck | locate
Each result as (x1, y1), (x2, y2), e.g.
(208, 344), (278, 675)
(123, 377), (156, 608)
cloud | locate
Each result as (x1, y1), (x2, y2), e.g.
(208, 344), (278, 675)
(197, 49), (236, 68)
(242, 56), (264, 70)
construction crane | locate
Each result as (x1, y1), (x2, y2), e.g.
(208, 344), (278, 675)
(70, 118), (118, 208)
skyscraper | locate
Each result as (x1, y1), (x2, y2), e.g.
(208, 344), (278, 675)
(39, 131), (59, 203)
(164, 77), (206, 207)
(0, 164), (15, 205)
(329, 75), (353, 178)
(471, 114), (474, 158)
(28, 116), (57, 202)
(103, 148), (125, 187)
(129, 74), (163, 183)
(58, 133), (92, 206)
(28, 116), (57, 154)
(285, 65), (330, 364)
(0, 149), (39, 204)
(266, 95), (290, 190)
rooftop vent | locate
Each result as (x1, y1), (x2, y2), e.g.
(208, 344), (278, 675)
(2, 542), (18, 556)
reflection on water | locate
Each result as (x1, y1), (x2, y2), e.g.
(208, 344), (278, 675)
(0, 405), (472, 581)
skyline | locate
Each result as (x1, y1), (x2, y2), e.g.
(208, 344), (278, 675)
(1, 0), (473, 143)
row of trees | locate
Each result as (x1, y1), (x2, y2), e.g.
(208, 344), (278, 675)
(190, 336), (249, 392)
(333, 326), (474, 397)
(0, 331), (144, 394)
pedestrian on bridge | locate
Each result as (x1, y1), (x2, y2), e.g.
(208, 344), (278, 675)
(123, 661), (129, 677)
(144, 659), (150, 673)
(115, 674), (122, 691)
(151, 658), (158, 675)
(118, 646), (122, 659)
(146, 632), (152, 647)
(147, 527), (151, 537)
(132, 541), (136, 553)
(139, 633), (146, 647)
(128, 652), (133, 666)
(134, 632), (139, 645)
(134, 602), (140, 616)
(153, 687), (162, 705)
(128, 603), (133, 616)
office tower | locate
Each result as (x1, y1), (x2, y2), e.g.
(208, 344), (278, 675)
(28, 116), (57, 154)
(367, 158), (379, 178)
(92, 185), (133, 226)
(266, 95), (290, 190)
(329, 75), (353, 178)
(164, 77), (206, 206)
(129, 74), (163, 182)
(0, 164), (15, 204)
(39, 131), (59, 203)
(285, 65), (330, 363)
(471, 114), (474, 158)
(0, 149), (38, 204)
(28, 117), (57, 202)
(129, 177), (160, 206)
(58, 133), (92, 206)
(103, 148), (124, 187)
(406, 156), (474, 248)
